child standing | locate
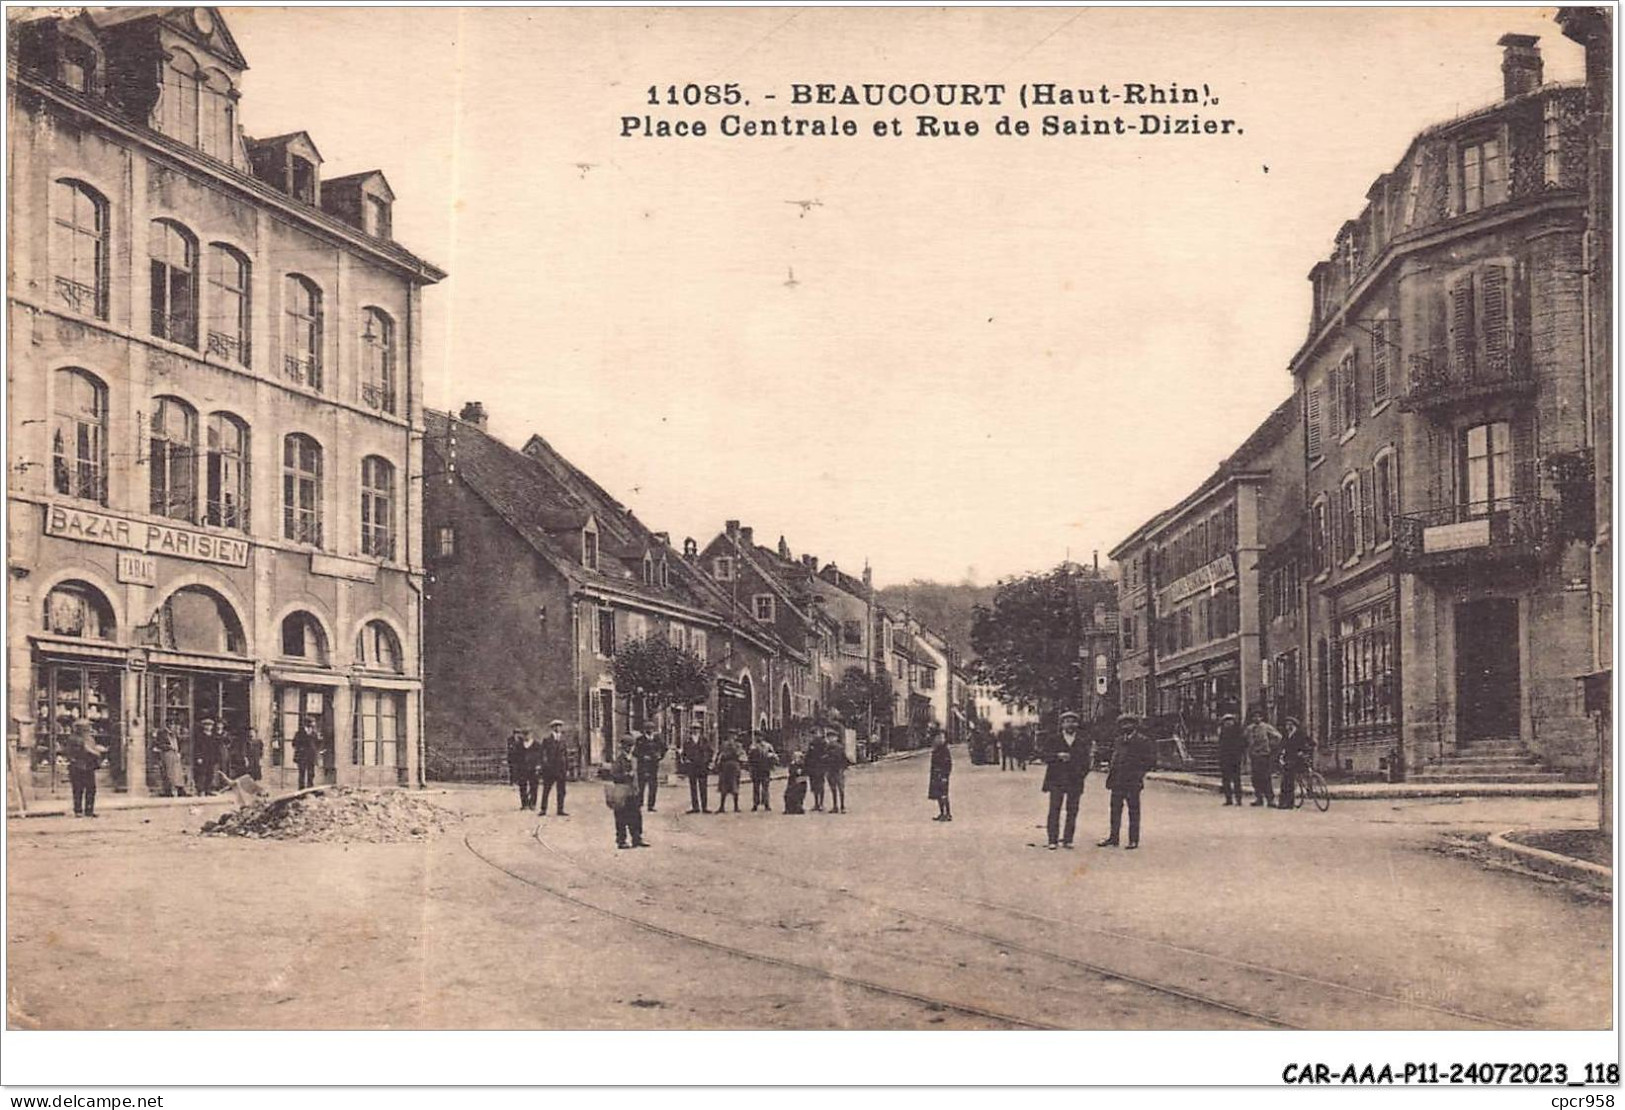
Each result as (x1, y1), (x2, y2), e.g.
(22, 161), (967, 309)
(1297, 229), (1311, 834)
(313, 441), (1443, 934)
(928, 731), (952, 822)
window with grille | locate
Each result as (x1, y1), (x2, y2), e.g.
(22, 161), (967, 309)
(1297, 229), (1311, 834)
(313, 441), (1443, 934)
(282, 433), (323, 546)
(149, 220), (198, 346)
(360, 456), (395, 559)
(52, 180), (106, 318)
(208, 246), (250, 364)
(284, 275), (323, 389)
(52, 369), (107, 504)
(150, 396), (198, 521)
(360, 308), (396, 413)
(205, 412), (250, 531)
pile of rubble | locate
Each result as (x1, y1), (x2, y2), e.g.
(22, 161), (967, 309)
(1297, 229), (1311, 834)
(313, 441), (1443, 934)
(201, 786), (456, 843)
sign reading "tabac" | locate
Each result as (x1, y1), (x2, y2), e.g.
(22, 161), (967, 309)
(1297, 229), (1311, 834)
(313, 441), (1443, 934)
(45, 503), (251, 568)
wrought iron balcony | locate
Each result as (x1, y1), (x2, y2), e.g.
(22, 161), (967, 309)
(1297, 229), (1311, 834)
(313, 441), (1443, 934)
(284, 355), (322, 390)
(152, 311), (197, 347)
(1402, 345), (1535, 414)
(207, 330), (248, 364)
(1392, 497), (1562, 573)
(360, 381), (397, 414)
(54, 275), (101, 316)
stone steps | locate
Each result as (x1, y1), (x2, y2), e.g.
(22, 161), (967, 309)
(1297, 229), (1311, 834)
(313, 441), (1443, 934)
(1410, 739), (1565, 784)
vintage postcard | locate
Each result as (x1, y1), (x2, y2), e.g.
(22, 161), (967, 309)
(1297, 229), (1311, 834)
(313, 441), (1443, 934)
(2, 2), (1616, 1094)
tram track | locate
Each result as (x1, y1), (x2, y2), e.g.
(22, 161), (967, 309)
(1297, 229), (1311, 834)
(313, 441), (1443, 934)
(464, 821), (1298, 1029)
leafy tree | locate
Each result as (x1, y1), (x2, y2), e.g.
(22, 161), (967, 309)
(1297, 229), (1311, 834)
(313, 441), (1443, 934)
(970, 563), (1085, 715)
(612, 637), (711, 723)
(831, 666), (892, 730)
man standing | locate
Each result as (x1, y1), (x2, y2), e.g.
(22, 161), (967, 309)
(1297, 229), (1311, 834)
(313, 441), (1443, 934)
(68, 719), (106, 818)
(714, 730), (744, 813)
(823, 727), (850, 814)
(633, 727), (668, 813)
(292, 716), (321, 791)
(1277, 717), (1315, 809)
(1099, 714), (1157, 849)
(1244, 709), (1282, 808)
(608, 738), (649, 849)
(1216, 710), (1246, 806)
(747, 734), (777, 812)
(152, 721), (183, 797)
(195, 717), (219, 795)
(1000, 725), (1016, 771)
(682, 723), (713, 814)
(1040, 710), (1091, 850)
(244, 727), (264, 782)
(804, 730), (828, 812)
(539, 719), (570, 816)
(509, 729), (541, 810)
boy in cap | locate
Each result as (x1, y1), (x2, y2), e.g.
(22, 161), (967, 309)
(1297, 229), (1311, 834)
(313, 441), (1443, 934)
(1039, 709), (1091, 849)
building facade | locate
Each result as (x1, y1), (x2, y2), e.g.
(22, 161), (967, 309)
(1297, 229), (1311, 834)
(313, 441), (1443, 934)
(1293, 35), (1597, 776)
(8, 8), (444, 799)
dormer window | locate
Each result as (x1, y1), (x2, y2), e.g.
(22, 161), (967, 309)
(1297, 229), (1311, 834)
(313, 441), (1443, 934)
(659, 557), (670, 588)
(583, 527), (599, 571)
(367, 195), (392, 239)
(643, 553), (655, 586)
(291, 157), (317, 204)
(61, 40), (95, 93)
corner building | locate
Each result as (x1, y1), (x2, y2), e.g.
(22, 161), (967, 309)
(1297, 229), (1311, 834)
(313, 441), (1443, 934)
(7, 8), (445, 799)
(1292, 35), (1598, 777)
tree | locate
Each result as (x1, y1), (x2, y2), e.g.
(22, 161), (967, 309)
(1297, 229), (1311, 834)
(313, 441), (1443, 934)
(612, 637), (711, 727)
(970, 563), (1085, 717)
(831, 666), (892, 731)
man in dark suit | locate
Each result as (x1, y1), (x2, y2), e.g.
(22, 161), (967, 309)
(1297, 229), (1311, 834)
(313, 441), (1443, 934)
(1099, 714), (1157, 849)
(633, 728), (667, 812)
(1216, 710), (1246, 806)
(538, 720), (570, 816)
(1040, 709), (1091, 850)
(682, 724), (713, 813)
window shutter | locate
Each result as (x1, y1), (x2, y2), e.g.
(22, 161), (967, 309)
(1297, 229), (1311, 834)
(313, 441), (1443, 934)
(1371, 319), (1391, 406)
(1327, 364), (1342, 440)
(1512, 413), (1538, 497)
(1360, 469), (1375, 553)
(1449, 274), (1475, 375)
(1479, 264), (1510, 375)
(1307, 387), (1323, 458)
(1345, 351), (1360, 422)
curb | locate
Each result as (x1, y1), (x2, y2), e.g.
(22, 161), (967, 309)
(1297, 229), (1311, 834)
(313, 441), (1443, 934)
(1146, 770), (1598, 801)
(9, 794), (238, 819)
(1486, 828), (1612, 888)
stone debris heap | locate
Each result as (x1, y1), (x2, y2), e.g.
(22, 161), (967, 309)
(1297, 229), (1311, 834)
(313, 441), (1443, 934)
(201, 786), (456, 843)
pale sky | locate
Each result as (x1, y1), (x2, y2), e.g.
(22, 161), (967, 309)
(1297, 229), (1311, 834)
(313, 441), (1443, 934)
(226, 5), (1583, 588)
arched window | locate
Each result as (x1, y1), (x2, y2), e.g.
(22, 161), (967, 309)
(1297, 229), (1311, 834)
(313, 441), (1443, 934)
(356, 621), (403, 673)
(282, 433), (323, 546)
(359, 456), (395, 559)
(207, 245), (250, 365)
(149, 219), (198, 346)
(43, 581), (115, 640)
(283, 275), (322, 389)
(360, 308), (396, 413)
(280, 611), (330, 665)
(149, 396), (198, 521)
(201, 68), (235, 162)
(205, 412), (249, 530)
(51, 180), (106, 318)
(163, 50), (201, 147)
(51, 368), (107, 504)
(158, 586), (245, 655)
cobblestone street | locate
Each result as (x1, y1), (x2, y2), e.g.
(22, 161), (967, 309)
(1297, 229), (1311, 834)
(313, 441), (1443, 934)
(7, 755), (1609, 1030)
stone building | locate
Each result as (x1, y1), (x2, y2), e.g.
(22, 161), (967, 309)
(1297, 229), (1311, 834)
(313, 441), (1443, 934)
(7, 8), (445, 799)
(421, 406), (780, 772)
(1292, 34), (1597, 778)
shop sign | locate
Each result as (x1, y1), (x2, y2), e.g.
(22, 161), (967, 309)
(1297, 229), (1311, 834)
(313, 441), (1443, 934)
(1163, 554), (1236, 603)
(45, 504), (249, 568)
(116, 551), (157, 586)
(1422, 519), (1491, 553)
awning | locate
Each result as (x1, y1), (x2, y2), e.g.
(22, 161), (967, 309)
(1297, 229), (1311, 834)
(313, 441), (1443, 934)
(266, 667), (347, 687)
(30, 635), (131, 664)
(148, 650), (254, 674)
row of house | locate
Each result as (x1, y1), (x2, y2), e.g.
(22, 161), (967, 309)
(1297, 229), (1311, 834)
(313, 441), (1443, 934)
(7, 8), (445, 801)
(420, 403), (974, 773)
(1110, 29), (1611, 784)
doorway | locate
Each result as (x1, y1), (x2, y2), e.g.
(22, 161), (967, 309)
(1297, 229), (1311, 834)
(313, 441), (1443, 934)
(1455, 598), (1521, 743)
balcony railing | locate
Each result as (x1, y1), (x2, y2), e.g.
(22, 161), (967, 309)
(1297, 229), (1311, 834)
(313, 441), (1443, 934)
(207, 330), (248, 364)
(1403, 344), (1535, 413)
(54, 275), (101, 316)
(153, 311), (197, 347)
(360, 381), (397, 414)
(1392, 497), (1561, 572)
(284, 355), (322, 390)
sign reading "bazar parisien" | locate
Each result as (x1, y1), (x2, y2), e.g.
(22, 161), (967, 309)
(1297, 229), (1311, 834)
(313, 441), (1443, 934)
(45, 503), (251, 569)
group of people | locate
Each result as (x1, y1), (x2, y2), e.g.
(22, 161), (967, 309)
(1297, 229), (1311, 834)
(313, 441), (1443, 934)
(1215, 709), (1317, 809)
(505, 721), (573, 815)
(148, 715), (278, 798)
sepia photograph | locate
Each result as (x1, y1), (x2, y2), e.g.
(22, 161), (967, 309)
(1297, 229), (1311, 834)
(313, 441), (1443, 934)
(1, 1), (1617, 1093)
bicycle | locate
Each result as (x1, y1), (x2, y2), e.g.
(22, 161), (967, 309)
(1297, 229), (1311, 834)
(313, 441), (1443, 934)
(1277, 761), (1331, 812)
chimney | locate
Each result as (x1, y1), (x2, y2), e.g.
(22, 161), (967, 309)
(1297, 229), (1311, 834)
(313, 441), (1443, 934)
(725, 520), (740, 539)
(458, 401), (488, 429)
(1498, 33), (1543, 99)
(862, 563), (872, 588)
(683, 537), (698, 560)
(653, 532), (670, 547)
(778, 535), (792, 560)
(740, 526), (754, 548)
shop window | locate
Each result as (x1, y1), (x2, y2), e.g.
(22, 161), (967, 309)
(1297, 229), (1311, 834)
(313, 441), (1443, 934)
(43, 581), (115, 640)
(283, 275), (323, 389)
(52, 368), (107, 504)
(360, 456), (395, 559)
(353, 689), (404, 771)
(149, 219), (198, 347)
(356, 620), (403, 673)
(205, 412), (250, 531)
(158, 586), (245, 655)
(52, 179), (107, 317)
(282, 433), (323, 546)
(360, 308), (396, 413)
(1338, 601), (1397, 735)
(150, 396), (198, 521)
(207, 245), (251, 365)
(279, 611), (329, 665)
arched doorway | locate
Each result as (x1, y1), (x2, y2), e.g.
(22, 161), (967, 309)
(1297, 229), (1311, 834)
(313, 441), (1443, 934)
(780, 683), (792, 731)
(740, 673), (754, 738)
(34, 580), (123, 794)
(147, 585), (251, 795)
